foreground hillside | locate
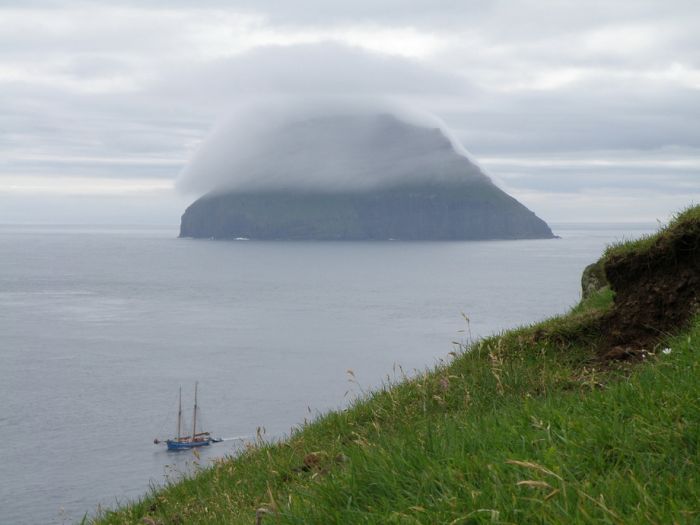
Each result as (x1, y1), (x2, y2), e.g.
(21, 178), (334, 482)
(98, 206), (700, 524)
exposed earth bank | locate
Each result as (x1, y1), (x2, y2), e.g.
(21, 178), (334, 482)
(600, 209), (700, 359)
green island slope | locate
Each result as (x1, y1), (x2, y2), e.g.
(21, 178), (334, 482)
(97, 206), (700, 525)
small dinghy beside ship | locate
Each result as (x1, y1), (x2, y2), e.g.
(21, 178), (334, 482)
(154, 382), (222, 451)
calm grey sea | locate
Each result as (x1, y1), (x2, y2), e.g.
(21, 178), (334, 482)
(0, 224), (652, 524)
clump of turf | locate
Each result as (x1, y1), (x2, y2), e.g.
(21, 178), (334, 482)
(600, 205), (700, 358)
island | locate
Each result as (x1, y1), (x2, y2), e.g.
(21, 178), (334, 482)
(179, 114), (554, 240)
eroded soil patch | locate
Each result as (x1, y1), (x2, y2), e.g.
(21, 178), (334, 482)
(600, 217), (700, 359)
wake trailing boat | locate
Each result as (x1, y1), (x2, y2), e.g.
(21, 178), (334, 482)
(153, 382), (222, 451)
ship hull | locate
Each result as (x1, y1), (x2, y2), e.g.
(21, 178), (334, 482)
(166, 439), (211, 451)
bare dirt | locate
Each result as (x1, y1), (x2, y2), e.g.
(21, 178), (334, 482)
(600, 217), (700, 360)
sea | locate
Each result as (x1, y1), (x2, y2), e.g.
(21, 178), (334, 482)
(0, 223), (653, 524)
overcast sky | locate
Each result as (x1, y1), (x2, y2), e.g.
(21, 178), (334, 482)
(1, 0), (699, 225)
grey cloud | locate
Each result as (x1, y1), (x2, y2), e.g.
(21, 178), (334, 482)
(9, 1), (695, 32)
(0, 190), (188, 225)
(1, 1), (699, 223)
(492, 167), (700, 194)
(0, 42), (468, 185)
(155, 43), (471, 101)
(441, 80), (700, 156)
(177, 99), (481, 194)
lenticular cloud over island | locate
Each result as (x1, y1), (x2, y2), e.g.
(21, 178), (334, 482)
(177, 99), (554, 241)
(176, 99), (483, 195)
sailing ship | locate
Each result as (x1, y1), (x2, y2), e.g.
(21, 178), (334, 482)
(154, 382), (221, 450)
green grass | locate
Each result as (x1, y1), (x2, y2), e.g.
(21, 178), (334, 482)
(94, 280), (700, 524)
(604, 204), (700, 260)
(96, 205), (700, 524)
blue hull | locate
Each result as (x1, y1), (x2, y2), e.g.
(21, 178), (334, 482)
(166, 439), (211, 451)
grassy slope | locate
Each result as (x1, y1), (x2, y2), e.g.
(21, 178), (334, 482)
(97, 210), (700, 525)
(604, 205), (700, 259)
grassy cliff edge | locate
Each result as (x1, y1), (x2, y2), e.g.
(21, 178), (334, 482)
(97, 206), (700, 524)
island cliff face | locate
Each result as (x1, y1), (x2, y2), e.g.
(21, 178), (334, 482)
(180, 183), (553, 240)
(179, 114), (554, 240)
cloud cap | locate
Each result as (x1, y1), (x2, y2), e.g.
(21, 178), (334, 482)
(177, 98), (489, 195)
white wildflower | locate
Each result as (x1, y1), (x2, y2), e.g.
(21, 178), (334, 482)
(662, 348), (672, 355)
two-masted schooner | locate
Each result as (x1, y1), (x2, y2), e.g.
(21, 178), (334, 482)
(154, 382), (221, 450)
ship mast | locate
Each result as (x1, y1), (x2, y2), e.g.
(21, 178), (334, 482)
(192, 381), (198, 440)
(177, 386), (182, 441)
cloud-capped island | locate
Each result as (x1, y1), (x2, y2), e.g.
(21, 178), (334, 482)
(178, 104), (553, 241)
